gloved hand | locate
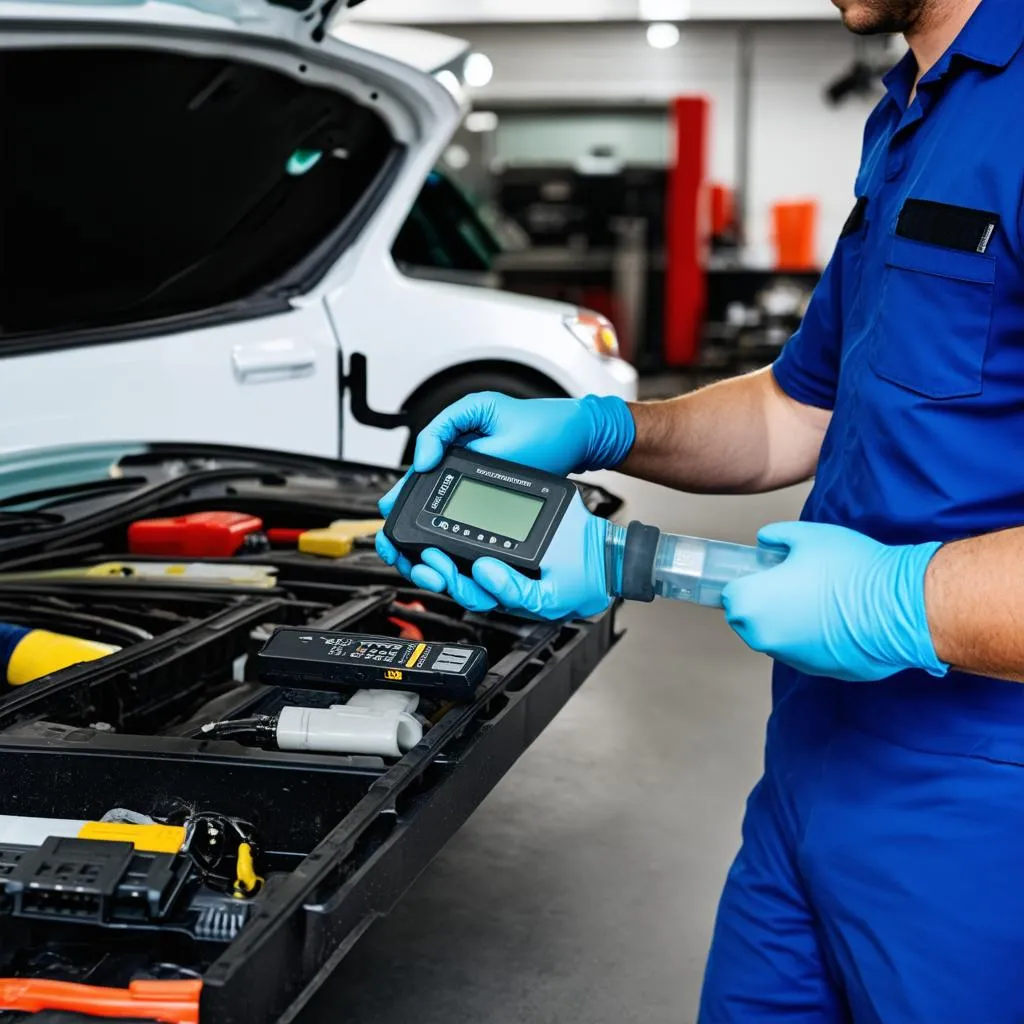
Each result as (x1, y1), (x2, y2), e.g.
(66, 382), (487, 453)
(380, 490), (610, 621)
(414, 392), (635, 477)
(721, 521), (948, 683)
(377, 391), (634, 589)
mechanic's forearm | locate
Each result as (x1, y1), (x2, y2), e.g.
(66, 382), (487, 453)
(925, 527), (1024, 684)
(620, 367), (831, 494)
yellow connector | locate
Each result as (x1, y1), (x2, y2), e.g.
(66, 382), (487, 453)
(77, 822), (187, 854)
(298, 519), (384, 559)
(297, 531), (354, 559)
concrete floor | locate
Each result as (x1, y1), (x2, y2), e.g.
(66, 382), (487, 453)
(303, 474), (810, 1024)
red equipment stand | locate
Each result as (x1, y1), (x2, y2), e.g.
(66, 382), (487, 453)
(664, 96), (710, 368)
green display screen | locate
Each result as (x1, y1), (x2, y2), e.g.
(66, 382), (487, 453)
(443, 479), (544, 543)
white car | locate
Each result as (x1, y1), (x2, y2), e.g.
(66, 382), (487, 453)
(0, 1), (637, 467)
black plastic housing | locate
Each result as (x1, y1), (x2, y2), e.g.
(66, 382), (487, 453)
(0, 838), (188, 926)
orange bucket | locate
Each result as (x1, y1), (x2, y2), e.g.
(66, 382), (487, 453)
(772, 200), (819, 271)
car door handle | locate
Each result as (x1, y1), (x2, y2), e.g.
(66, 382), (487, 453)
(232, 341), (317, 383)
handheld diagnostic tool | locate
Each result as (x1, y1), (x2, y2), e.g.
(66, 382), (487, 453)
(256, 627), (489, 699)
(383, 450), (576, 578)
(383, 450), (788, 612)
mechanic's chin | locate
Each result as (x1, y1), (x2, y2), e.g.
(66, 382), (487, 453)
(832, 0), (915, 35)
(832, 0), (874, 33)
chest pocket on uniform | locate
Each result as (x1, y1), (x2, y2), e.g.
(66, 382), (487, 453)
(870, 199), (998, 400)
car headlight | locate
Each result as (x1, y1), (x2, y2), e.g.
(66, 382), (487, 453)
(563, 311), (620, 359)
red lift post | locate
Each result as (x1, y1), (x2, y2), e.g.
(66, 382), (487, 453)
(664, 96), (711, 368)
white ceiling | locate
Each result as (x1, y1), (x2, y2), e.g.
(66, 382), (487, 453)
(355, 0), (838, 24)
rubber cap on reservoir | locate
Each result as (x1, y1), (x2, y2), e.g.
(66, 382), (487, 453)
(621, 522), (660, 603)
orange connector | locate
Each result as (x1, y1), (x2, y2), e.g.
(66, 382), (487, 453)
(0, 977), (202, 1024)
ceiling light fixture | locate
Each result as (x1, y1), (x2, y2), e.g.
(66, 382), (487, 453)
(646, 22), (681, 49)
(444, 144), (471, 171)
(465, 110), (499, 133)
(464, 52), (494, 88)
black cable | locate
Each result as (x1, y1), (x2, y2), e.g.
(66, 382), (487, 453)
(179, 811), (263, 895)
(386, 601), (483, 642)
(148, 963), (203, 982)
(0, 603), (154, 646)
(196, 716), (276, 741)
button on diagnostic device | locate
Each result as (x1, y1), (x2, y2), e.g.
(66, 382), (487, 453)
(383, 451), (576, 579)
(256, 627), (489, 700)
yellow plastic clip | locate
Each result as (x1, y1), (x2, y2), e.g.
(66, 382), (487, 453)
(233, 842), (264, 899)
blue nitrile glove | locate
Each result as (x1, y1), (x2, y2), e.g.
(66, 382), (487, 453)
(720, 521), (948, 683)
(386, 491), (610, 620)
(375, 518), (500, 612)
(410, 392), (636, 478)
(375, 525), (420, 590)
(376, 392), (635, 589)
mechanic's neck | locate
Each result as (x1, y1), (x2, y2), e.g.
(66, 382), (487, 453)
(907, 0), (983, 88)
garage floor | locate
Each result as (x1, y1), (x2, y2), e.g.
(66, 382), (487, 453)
(302, 473), (810, 1024)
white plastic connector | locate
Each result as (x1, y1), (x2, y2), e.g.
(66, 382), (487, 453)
(346, 689), (420, 715)
(275, 705), (423, 758)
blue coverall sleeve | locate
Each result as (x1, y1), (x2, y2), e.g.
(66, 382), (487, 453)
(771, 246), (846, 411)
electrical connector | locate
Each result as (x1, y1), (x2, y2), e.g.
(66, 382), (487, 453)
(275, 703), (422, 757)
(199, 690), (424, 758)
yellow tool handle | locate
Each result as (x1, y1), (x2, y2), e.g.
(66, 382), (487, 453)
(6, 630), (120, 686)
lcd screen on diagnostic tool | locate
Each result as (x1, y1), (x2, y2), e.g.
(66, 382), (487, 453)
(443, 479), (544, 543)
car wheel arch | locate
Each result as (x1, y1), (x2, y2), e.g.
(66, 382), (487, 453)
(401, 359), (569, 415)
(400, 360), (569, 462)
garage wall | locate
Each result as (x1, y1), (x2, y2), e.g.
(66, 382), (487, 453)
(463, 23), (740, 184)
(451, 21), (877, 266)
(494, 111), (672, 166)
(746, 24), (869, 266)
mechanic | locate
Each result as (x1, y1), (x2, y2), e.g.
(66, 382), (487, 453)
(377, 0), (1024, 1018)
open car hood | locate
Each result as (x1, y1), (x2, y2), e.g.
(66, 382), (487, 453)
(0, 3), (467, 354)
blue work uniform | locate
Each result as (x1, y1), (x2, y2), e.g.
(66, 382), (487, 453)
(699, 1), (1024, 1020)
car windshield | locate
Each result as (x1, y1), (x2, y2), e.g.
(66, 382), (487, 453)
(393, 170), (505, 273)
(0, 445), (146, 505)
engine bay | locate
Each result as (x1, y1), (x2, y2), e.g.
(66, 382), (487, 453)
(0, 446), (621, 1024)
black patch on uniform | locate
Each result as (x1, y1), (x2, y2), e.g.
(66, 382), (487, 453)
(896, 198), (1000, 254)
(840, 196), (868, 238)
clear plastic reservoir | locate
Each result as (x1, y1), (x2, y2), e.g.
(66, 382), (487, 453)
(651, 534), (787, 608)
